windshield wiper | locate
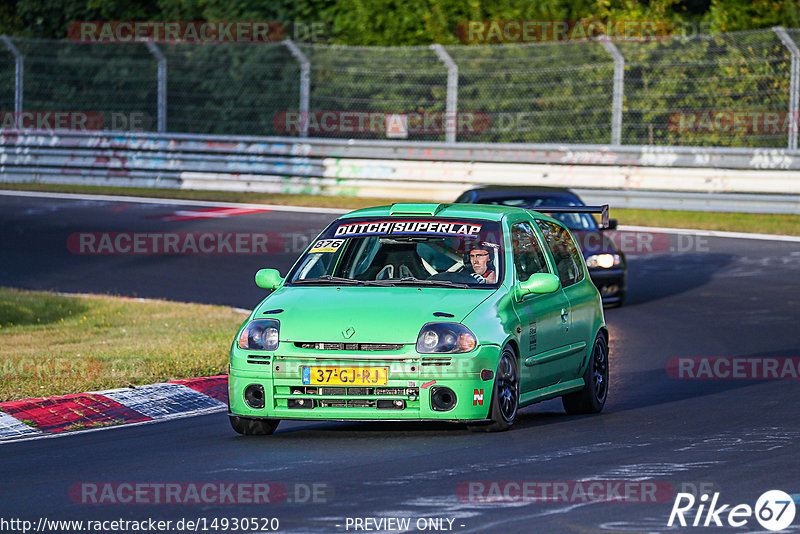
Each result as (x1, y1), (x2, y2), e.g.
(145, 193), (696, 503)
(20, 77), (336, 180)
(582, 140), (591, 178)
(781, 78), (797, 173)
(393, 277), (470, 288)
(293, 275), (361, 285)
(292, 275), (393, 287)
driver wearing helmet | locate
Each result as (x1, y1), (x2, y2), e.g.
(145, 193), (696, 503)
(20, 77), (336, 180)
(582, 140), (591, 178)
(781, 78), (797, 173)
(468, 245), (496, 284)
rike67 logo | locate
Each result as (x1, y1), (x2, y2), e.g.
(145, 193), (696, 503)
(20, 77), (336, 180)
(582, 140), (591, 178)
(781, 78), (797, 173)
(669, 490), (796, 531)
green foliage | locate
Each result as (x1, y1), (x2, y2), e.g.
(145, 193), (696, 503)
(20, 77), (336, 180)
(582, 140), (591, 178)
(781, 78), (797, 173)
(704, 0), (800, 33)
(0, 288), (89, 326)
(0, 1), (798, 146)
(2, 0), (800, 43)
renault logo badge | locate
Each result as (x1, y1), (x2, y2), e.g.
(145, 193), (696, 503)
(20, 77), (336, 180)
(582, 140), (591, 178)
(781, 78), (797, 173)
(342, 326), (355, 339)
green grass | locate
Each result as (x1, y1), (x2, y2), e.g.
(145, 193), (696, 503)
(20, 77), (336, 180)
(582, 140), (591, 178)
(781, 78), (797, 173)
(0, 287), (247, 401)
(2, 182), (799, 235)
(613, 208), (800, 237)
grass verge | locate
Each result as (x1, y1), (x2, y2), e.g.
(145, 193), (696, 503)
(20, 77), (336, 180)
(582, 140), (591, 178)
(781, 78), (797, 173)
(2, 182), (799, 236)
(613, 208), (800, 237)
(0, 287), (246, 402)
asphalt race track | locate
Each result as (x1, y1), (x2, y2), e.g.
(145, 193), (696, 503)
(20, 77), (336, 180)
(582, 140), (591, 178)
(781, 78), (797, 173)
(1, 192), (799, 534)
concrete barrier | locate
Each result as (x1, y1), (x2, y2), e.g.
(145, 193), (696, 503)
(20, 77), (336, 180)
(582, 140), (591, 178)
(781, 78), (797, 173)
(2, 131), (800, 213)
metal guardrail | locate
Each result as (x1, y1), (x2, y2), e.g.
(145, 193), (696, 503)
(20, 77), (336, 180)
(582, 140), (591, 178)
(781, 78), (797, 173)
(2, 130), (800, 213)
(4, 130), (800, 168)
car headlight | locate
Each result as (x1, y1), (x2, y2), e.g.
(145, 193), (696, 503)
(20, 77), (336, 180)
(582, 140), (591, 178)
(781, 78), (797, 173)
(585, 253), (621, 269)
(416, 323), (477, 354)
(238, 319), (280, 351)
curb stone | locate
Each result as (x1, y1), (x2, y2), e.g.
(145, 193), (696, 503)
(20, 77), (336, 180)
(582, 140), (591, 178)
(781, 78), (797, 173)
(0, 375), (228, 441)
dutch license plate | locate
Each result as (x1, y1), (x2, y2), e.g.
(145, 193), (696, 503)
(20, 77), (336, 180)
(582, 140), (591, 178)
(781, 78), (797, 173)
(301, 366), (388, 386)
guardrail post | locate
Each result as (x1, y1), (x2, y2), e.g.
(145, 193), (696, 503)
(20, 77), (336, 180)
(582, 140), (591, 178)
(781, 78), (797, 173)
(599, 40), (624, 146)
(144, 41), (167, 133)
(773, 26), (799, 150)
(283, 40), (310, 138)
(430, 44), (459, 143)
(0, 36), (23, 114)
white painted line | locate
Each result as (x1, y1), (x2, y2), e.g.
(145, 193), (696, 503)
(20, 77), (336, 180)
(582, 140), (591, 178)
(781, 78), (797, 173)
(619, 225), (800, 243)
(0, 189), (350, 215)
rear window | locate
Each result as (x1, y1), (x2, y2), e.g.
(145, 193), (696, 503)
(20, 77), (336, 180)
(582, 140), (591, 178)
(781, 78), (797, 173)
(479, 197), (598, 230)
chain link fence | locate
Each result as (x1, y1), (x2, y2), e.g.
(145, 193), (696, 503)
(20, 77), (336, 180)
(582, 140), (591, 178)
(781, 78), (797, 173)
(2, 28), (800, 148)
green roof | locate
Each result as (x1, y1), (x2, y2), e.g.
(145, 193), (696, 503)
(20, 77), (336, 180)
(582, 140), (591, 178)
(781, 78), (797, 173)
(339, 203), (534, 222)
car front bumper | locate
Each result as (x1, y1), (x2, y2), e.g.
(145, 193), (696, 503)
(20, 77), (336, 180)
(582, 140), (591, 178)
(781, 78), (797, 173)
(228, 343), (502, 421)
(588, 268), (626, 304)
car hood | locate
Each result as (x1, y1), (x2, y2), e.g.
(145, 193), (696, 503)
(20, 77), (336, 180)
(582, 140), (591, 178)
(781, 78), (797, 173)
(255, 286), (497, 344)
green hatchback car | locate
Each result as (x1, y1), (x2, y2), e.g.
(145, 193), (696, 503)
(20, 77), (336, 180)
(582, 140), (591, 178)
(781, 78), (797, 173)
(228, 203), (608, 434)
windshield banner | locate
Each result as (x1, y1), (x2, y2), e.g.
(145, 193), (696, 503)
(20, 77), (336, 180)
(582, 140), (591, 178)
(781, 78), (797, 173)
(333, 220), (482, 238)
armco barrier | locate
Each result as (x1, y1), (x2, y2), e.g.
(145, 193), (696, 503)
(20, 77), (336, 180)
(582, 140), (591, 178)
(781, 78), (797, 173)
(2, 131), (800, 213)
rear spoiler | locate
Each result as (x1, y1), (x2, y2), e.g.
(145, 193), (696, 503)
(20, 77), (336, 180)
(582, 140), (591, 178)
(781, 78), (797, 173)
(535, 205), (610, 229)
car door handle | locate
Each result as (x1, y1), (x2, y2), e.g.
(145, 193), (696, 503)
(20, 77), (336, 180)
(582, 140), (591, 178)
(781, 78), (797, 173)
(561, 308), (569, 322)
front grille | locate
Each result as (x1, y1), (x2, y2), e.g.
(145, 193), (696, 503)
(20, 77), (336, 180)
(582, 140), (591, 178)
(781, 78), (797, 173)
(360, 343), (403, 351)
(319, 387), (346, 395)
(315, 399), (406, 409)
(421, 357), (452, 366)
(247, 354), (271, 365)
(375, 387), (407, 395)
(288, 386), (418, 397)
(294, 342), (403, 351)
(279, 385), (417, 411)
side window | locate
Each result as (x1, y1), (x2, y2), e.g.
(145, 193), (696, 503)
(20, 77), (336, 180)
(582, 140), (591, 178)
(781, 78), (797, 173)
(535, 220), (584, 287)
(510, 222), (548, 282)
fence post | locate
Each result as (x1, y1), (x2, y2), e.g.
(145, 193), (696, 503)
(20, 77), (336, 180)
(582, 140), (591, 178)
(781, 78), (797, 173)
(599, 40), (624, 146)
(773, 26), (799, 150)
(144, 41), (167, 133)
(283, 40), (310, 138)
(0, 36), (23, 115)
(430, 44), (459, 143)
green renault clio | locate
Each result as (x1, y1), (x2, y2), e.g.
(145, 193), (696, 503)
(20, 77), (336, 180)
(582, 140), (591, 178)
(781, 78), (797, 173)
(228, 203), (608, 434)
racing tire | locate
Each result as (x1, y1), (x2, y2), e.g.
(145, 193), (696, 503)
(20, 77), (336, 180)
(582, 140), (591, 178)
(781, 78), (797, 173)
(229, 415), (280, 436)
(468, 346), (519, 432)
(562, 332), (608, 415)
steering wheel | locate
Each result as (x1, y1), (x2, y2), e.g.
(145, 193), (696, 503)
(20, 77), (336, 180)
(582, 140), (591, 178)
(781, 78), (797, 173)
(428, 270), (484, 284)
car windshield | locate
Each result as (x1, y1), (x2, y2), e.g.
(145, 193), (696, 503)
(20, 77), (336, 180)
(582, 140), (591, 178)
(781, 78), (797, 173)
(481, 197), (598, 231)
(287, 217), (504, 288)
